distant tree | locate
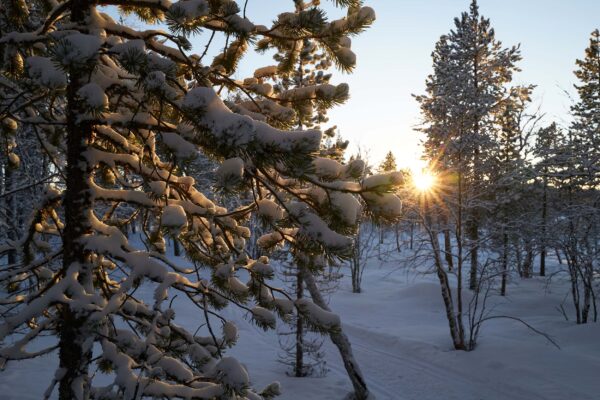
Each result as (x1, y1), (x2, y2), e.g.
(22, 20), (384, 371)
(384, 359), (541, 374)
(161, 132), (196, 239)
(489, 86), (537, 295)
(529, 30), (600, 324)
(378, 151), (397, 173)
(0, 2), (52, 268)
(554, 29), (600, 324)
(570, 29), (600, 168)
(276, 253), (340, 378)
(349, 220), (382, 293)
(399, 168), (420, 251)
(372, 151), (397, 247)
(533, 123), (564, 277)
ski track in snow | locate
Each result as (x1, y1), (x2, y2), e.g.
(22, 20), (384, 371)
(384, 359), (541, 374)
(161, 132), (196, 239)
(345, 325), (541, 400)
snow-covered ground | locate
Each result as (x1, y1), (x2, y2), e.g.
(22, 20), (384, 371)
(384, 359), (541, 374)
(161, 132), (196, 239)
(1, 249), (599, 399)
(230, 256), (600, 400)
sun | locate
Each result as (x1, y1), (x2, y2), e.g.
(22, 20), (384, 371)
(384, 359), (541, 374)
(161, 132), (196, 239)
(412, 169), (437, 192)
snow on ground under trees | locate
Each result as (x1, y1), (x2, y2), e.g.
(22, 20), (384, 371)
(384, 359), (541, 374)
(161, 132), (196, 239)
(0, 235), (598, 400)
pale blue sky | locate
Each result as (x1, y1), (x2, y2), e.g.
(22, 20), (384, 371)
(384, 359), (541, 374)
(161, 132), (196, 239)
(117, 1), (600, 168)
(229, 0), (600, 168)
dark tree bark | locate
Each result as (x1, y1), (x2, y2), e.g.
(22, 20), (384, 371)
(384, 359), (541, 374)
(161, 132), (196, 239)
(395, 223), (402, 252)
(442, 212), (453, 271)
(501, 232), (508, 296)
(295, 268), (305, 377)
(523, 241), (534, 278)
(58, 2), (95, 398)
(173, 238), (181, 256)
(4, 165), (17, 265)
(555, 248), (563, 265)
(539, 173), (548, 276)
(468, 217), (479, 291)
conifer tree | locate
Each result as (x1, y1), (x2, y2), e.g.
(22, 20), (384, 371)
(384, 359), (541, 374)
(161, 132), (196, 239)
(415, 0), (525, 349)
(490, 86), (534, 294)
(553, 28), (600, 324)
(570, 29), (600, 188)
(375, 151), (398, 248)
(416, 0), (523, 292)
(378, 151), (397, 173)
(0, 1), (400, 399)
(529, 28), (600, 323)
(533, 122), (564, 278)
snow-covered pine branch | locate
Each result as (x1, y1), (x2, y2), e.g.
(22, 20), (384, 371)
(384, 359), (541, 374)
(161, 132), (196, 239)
(0, 1), (399, 399)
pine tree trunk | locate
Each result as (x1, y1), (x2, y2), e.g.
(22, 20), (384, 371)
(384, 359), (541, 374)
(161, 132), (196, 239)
(539, 247), (546, 277)
(456, 168), (466, 346)
(442, 212), (453, 271)
(173, 238), (181, 257)
(468, 216), (479, 290)
(58, 2), (95, 398)
(301, 265), (369, 399)
(4, 165), (17, 265)
(395, 223), (401, 252)
(524, 242), (534, 279)
(351, 226), (362, 294)
(555, 248), (563, 265)
(581, 264), (591, 324)
(515, 238), (523, 277)
(539, 174), (548, 276)
(469, 52), (480, 292)
(295, 268), (305, 377)
(377, 225), (383, 260)
(568, 259), (582, 325)
(0, 161), (4, 196)
(501, 232), (508, 296)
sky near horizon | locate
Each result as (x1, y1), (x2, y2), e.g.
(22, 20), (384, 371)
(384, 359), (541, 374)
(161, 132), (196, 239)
(228, 0), (600, 169)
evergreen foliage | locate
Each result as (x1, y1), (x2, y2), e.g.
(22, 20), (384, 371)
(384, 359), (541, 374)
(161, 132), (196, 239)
(0, 1), (399, 399)
(378, 151), (397, 173)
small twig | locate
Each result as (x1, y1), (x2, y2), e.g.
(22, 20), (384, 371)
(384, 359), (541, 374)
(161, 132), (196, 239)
(479, 315), (561, 349)
(0, 174), (59, 200)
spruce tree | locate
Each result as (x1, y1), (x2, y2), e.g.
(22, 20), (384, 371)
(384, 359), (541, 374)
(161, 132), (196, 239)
(378, 151), (397, 173)
(554, 28), (600, 324)
(528, 28), (600, 322)
(570, 29), (600, 187)
(490, 86), (534, 294)
(533, 123), (563, 277)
